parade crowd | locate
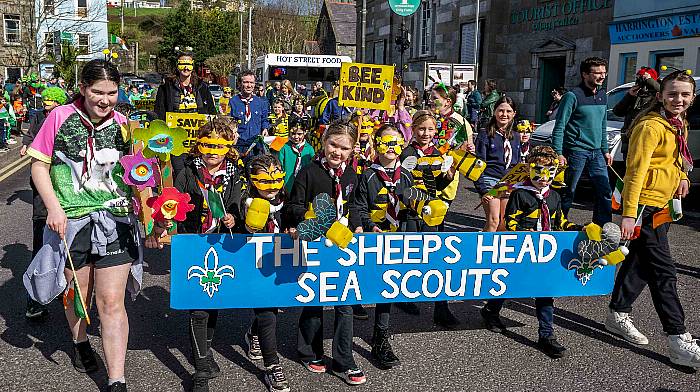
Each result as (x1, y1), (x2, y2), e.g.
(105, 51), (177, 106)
(13, 47), (698, 392)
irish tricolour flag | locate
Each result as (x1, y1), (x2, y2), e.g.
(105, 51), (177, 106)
(652, 198), (683, 229)
(611, 179), (623, 211)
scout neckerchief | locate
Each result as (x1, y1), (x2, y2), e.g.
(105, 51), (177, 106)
(497, 128), (513, 168)
(370, 161), (401, 227)
(291, 141), (306, 177)
(662, 110), (694, 172)
(265, 197), (284, 233)
(194, 157), (236, 233)
(514, 179), (551, 231)
(240, 94), (254, 123)
(318, 154), (346, 219)
(411, 140), (437, 157)
(72, 98), (116, 181)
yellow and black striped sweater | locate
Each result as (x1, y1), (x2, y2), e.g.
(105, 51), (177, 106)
(504, 187), (581, 232)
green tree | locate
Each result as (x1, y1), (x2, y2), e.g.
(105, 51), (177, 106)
(48, 43), (83, 88)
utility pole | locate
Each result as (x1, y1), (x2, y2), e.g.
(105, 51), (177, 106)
(474, 0), (480, 83)
(361, 0), (366, 62)
(120, 0), (124, 35)
(247, 3), (253, 70)
(239, 2), (244, 70)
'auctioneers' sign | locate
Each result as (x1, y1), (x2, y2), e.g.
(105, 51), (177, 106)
(338, 62), (394, 111)
(170, 232), (614, 309)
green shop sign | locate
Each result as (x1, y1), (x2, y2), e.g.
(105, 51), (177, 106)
(388, 0), (421, 17)
(510, 0), (612, 32)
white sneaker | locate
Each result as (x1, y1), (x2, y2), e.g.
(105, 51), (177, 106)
(668, 333), (700, 368)
(605, 310), (649, 345)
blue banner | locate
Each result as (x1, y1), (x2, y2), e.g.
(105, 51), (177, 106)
(609, 11), (700, 44)
(170, 232), (615, 309)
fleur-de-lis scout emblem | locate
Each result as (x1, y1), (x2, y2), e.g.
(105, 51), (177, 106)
(187, 247), (235, 298)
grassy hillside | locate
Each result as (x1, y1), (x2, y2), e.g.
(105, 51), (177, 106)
(108, 7), (171, 71)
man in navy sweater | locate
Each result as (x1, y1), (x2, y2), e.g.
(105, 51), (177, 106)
(230, 70), (270, 156)
(551, 57), (612, 225)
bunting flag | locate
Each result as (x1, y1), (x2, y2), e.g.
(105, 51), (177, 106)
(109, 34), (128, 50)
(652, 199), (683, 229)
(207, 188), (226, 219)
(611, 178), (623, 211)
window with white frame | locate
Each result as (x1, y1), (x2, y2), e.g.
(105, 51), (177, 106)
(44, 0), (55, 14)
(77, 0), (88, 17)
(44, 32), (55, 56)
(76, 33), (89, 54)
(3, 14), (21, 44)
(418, 1), (432, 57)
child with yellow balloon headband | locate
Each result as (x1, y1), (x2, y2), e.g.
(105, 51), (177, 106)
(351, 111), (379, 174)
(481, 144), (581, 359)
(239, 153), (291, 391)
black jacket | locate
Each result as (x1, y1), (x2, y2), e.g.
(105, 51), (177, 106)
(612, 77), (660, 156)
(23, 109), (47, 146)
(174, 158), (244, 234)
(504, 187), (580, 232)
(287, 160), (361, 229)
(154, 77), (217, 120)
(353, 165), (414, 232)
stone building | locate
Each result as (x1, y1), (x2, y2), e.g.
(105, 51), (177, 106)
(0, 0), (33, 82)
(315, 0), (357, 59)
(357, 0), (614, 122)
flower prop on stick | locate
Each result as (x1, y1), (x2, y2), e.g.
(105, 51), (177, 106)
(132, 120), (188, 162)
(120, 150), (161, 191)
(146, 187), (195, 222)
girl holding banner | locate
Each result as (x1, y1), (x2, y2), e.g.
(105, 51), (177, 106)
(474, 96), (521, 232)
(287, 121), (367, 386)
(607, 69), (700, 368)
(24, 60), (142, 392)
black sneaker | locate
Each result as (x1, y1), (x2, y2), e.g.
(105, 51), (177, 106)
(352, 304), (369, 320)
(108, 381), (127, 392)
(72, 341), (98, 373)
(245, 332), (263, 360)
(192, 372), (210, 392)
(396, 302), (421, 316)
(434, 306), (460, 330)
(264, 364), (290, 392)
(371, 328), (401, 368)
(25, 299), (48, 320)
(538, 336), (568, 359)
(480, 306), (505, 333)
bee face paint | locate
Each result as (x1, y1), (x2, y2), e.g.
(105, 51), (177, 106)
(375, 134), (405, 155)
(197, 136), (233, 156)
(177, 59), (194, 72)
(250, 165), (285, 191)
(529, 162), (559, 183)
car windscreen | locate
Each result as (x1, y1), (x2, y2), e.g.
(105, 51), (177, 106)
(607, 87), (628, 122)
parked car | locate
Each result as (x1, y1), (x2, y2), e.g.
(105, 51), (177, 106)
(142, 72), (163, 85)
(531, 78), (700, 185)
(208, 83), (223, 101)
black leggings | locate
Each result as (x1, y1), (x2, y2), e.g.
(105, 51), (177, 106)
(189, 309), (218, 360)
(251, 308), (280, 367)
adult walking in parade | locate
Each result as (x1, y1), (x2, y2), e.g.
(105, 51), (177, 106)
(551, 57), (612, 225)
(154, 47), (217, 176)
(230, 70), (270, 157)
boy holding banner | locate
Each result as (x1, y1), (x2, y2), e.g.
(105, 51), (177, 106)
(607, 70), (699, 368)
(480, 145), (581, 359)
(172, 116), (243, 392)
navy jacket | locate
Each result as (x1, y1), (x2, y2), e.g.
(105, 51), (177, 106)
(474, 129), (521, 194)
(230, 94), (270, 148)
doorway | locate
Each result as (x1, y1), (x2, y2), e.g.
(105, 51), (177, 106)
(537, 57), (566, 124)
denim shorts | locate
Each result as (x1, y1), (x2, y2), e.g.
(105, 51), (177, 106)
(477, 175), (500, 196)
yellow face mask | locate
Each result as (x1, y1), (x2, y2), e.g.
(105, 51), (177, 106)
(177, 59), (194, 72)
(375, 134), (404, 155)
(197, 136), (233, 156)
(529, 162), (559, 183)
(250, 166), (285, 191)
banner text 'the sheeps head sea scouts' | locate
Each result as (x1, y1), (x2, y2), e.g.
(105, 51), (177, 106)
(170, 232), (614, 309)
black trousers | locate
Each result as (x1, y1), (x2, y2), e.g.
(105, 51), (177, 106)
(297, 305), (356, 372)
(251, 307), (280, 367)
(609, 207), (686, 335)
(30, 177), (47, 258)
(374, 303), (391, 331)
(189, 309), (218, 363)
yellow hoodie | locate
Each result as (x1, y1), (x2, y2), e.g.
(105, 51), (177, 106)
(622, 111), (689, 218)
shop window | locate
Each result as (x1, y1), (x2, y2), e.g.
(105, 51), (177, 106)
(652, 50), (684, 78)
(619, 53), (637, 85)
(3, 14), (20, 44)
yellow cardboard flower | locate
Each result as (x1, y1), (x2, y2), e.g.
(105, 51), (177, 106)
(132, 119), (188, 161)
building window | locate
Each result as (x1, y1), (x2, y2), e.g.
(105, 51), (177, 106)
(5, 67), (22, 83)
(373, 40), (385, 65)
(619, 53), (637, 85)
(3, 14), (21, 44)
(44, 32), (55, 56)
(76, 33), (90, 54)
(77, 0), (88, 17)
(460, 22), (476, 64)
(418, 1), (432, 56)
(44, 0), (55, 14)
(653, 50), (684, 79)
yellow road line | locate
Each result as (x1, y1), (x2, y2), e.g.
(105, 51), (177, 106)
(0, 155), (31, 183)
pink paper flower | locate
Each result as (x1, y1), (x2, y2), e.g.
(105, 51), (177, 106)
(120, 150), (160, 191)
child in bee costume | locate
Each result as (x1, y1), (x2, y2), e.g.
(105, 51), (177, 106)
(172, 117), (244, 392)
(398, 110), (461, 328)
(351, 111), (379, 175)
(240, 154), (291, 392)
(480, 145), (581, 359)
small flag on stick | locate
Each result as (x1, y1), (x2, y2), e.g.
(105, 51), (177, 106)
(62, 237), (91, 324)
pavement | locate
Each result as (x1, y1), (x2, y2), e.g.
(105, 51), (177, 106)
(0, 165), (698, 392)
